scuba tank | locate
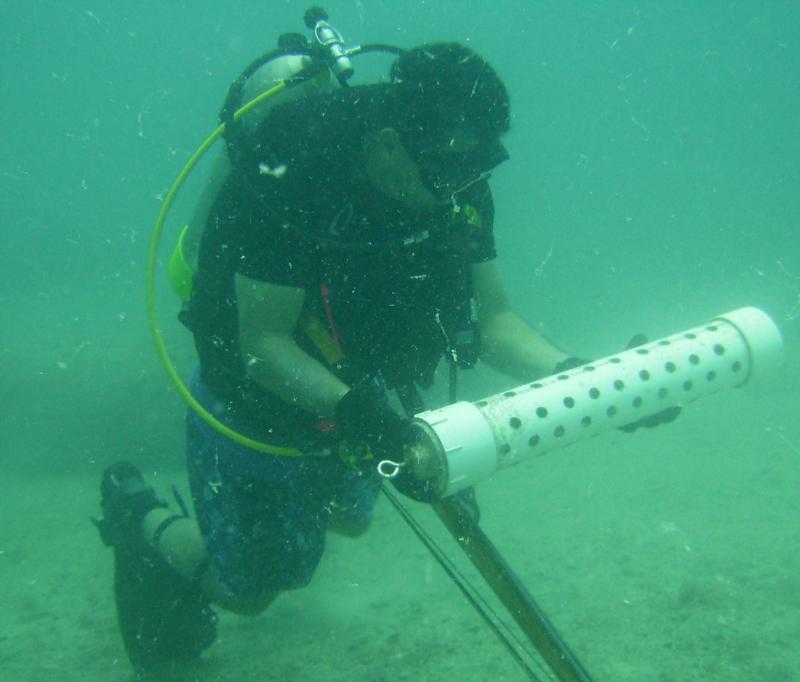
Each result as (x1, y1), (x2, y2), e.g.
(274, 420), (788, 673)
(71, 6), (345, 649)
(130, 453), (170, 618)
(219, 30), (342, 171)
(179, 6), (402, 266)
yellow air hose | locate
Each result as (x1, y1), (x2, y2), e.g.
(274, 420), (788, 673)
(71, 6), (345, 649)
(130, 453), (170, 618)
(146, 80), (304, 457)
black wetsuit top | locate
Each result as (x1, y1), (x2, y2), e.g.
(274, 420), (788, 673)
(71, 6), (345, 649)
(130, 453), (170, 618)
(184, 87), (497, 443)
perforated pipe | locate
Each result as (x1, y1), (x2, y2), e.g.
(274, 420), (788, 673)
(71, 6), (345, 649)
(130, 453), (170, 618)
(411, 307), (784, 497)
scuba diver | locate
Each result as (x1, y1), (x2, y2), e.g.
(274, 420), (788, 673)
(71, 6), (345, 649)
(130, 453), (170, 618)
(93, 8), (630, 676)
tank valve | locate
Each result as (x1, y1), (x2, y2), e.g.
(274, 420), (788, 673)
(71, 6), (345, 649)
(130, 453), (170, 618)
(304, 6), (354, 83)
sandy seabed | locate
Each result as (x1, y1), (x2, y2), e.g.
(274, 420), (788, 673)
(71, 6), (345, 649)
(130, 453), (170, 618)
(2, 374), (799, 682)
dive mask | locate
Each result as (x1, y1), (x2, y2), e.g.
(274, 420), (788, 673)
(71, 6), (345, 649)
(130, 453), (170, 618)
(409, 135), (509, 204)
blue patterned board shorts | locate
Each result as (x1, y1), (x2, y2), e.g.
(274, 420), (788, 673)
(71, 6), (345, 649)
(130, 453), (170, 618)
(186, 369), (382, 598)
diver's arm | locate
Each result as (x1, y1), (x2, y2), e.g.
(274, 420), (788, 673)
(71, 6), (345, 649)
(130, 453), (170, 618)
(472, 260), (568, 381)
(236, 274), (349, 417)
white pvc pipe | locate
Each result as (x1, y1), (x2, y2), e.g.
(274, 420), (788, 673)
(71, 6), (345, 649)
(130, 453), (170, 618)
(412, 307), (784, 497)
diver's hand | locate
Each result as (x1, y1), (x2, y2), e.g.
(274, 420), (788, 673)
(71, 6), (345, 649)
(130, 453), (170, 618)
(619, 406), (682, 432)
(552, 342), (682, 432)
(335, 377), (413, 470)
(618, 333), (682, 432)
(553, 356), (590, 373)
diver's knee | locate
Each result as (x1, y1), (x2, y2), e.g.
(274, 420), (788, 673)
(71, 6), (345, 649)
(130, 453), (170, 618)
(328, 515), (372, 538)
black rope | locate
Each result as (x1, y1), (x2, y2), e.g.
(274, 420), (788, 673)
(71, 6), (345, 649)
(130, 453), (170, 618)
(382, 485), (553, 681)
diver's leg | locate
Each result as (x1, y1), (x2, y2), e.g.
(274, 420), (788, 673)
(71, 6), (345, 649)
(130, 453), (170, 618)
(139, 506), (278, 615)
(185, 429), (330, 603)
(181, 377), (342, 616)
(94, 463), (218, 676)
(141, 508), (205, 579)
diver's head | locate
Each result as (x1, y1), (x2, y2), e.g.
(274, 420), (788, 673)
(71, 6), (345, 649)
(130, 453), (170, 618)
(381, 43), (511, 206)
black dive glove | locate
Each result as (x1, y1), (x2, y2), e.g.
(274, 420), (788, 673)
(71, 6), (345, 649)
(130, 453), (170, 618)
(335, 377), (413, 470)
(552, 343), (681, 433)
(619, 334), (682, 432)
(618, 406), (681, 432)
(553, 356), (590, 373)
